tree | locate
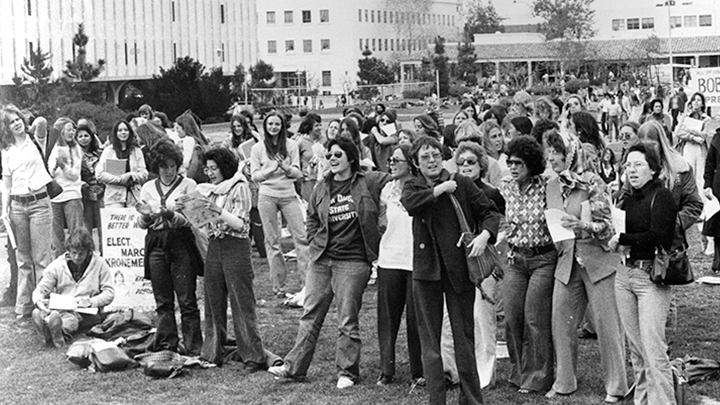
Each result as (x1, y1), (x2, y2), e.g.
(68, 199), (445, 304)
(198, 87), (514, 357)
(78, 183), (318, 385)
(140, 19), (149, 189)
(357, 49), (395, 100)
(464, 0), (505, 36)
(141, 56), (209, 119)
(249, 60), (276, 88)
(64, 24), (106, 81)
(10, 44), (58, 116)
(230, 64), (247, 100)
(387, 0), (432, 55)
(456, 35), (479, 86)
(533, 0), (595, 40)
(432, 36), (450, 97)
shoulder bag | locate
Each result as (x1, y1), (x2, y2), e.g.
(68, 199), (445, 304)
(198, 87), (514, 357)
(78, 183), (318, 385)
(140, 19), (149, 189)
(649, 190), (694, 285)
(32, 139), (64, 199)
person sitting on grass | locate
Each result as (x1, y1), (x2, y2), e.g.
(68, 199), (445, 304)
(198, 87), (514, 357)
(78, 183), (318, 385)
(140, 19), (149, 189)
(31, 228), (115, 348)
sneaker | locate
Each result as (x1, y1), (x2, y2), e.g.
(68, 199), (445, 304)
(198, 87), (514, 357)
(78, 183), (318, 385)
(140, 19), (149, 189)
(376, 374), (393, 386)
(268, 364), (290, 378)
(604, 394), (623, 403)
(337, 376), (355, 389)
(411, 377), (426, 387)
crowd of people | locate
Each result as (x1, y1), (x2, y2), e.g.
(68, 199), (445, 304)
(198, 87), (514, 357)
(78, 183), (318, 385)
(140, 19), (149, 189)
(0, 82), (716, 405)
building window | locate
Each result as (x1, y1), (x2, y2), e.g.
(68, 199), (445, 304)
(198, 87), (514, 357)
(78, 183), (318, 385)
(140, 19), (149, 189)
(684, 15), (697, 27)
(173, 43), (177, 60)
(267, 11), (276, 24)
(372, 38), (376, 51)
(27, 0), (32, 15)
(401, 12), (405, 24)
(389, 11), (393, 24)
(220, 4), (225, 23)
(359, 39), (363, 51)
(134, 42), (138, 64)
(320, 9), (329, 23)
(627, 18), (640, 30)
(612, 19), (624, 31)
(124, 43), (129, 65)
(365, 39), (369, 50)
(172, 1), (176, 22)
(284, 10), (293, 23)
(371, 10), (375, 23)
(700, 14), (712, 27)
(302, 10), (311, 23)
(383, 11), (387, 23)
(303, 39), (312, 53)
(641, 17), (654, 29)
(358, 9), (362, 22)
(670, 16), (682, 28)
(365, 10), (368, 22)
(384, 39), (388, 51)
(322, 71), (331, 87)
(321, 39), (330, 51)
(285, 40), (295, 52)
(390, 39), (394, 51)
(401, 39), (406, 51)
(221, 43), (225, 62)
(268, 40), (277, 53)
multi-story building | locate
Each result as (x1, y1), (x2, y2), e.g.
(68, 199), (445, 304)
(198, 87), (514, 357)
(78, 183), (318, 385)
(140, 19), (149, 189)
(256, 0), (463, 96)
(0, 0), (258, 102)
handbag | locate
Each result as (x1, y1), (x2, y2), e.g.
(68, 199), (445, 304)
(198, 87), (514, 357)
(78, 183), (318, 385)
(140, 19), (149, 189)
(649, 190), (694, 285)
(447, 187), (497, 286)
(32, 138), (64, 198)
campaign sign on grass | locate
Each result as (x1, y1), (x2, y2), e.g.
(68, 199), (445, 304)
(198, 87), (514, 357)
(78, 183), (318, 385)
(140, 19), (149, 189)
(101, 208), (154, 310)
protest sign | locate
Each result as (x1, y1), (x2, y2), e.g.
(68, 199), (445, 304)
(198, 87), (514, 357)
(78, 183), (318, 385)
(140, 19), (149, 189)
(688, 67), (720, 107)
(101, 208), (155, 310)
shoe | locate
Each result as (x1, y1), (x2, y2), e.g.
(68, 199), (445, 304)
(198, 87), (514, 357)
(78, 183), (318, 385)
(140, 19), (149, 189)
(604, 394), (623, 403)
(268, 364), (298, 380)
(706, 237), (715, 256)
(545, 389), (572, 398)
(376, 374), (393, 386)
(244, 361), (264, 373)
(337, 376), (354, 389)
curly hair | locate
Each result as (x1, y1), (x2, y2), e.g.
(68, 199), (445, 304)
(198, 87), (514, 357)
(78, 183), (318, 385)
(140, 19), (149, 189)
(506, 135), (546, 177)
(0, 104), (28, 148)
(76, 121), (101, 154)
(455, 141), (489, 179)
(201, 147), (239, 181)
(148, 139), (184, 173)
(531, 119), (560, 145)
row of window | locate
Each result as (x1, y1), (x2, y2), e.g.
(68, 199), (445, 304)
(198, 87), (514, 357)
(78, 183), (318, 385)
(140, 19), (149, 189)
(358, 9), (455, 27)
(359, 37), (427, 53)
(612, 14), (712, 31)
(267, 39), (331, 54)
(266, 9), (329, 24)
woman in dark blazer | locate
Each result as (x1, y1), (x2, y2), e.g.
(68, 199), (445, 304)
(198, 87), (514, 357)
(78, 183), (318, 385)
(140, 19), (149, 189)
(401, 136), (500, 405)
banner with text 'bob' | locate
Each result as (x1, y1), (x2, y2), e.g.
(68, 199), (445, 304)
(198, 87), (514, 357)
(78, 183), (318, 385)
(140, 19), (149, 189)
(689, 67), (720, 108)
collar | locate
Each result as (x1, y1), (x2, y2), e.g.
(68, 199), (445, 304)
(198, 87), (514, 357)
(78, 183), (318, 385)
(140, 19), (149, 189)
(631, 178), (660, 197)
(423, 168), (450, 187)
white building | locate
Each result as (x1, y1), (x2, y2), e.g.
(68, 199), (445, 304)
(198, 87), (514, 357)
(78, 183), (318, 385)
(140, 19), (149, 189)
(0, 0), (258, 100)
(256, 0), (464, 95)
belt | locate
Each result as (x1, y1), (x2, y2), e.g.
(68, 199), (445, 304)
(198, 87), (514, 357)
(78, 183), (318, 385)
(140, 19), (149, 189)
(11, 192), (48, 203)
(626, 259), (653, 271)
(509, 244), (555, 257)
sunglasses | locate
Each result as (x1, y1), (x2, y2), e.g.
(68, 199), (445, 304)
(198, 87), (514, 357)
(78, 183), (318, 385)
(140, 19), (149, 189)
(387, 157), (407, 166)
(507, 159), (525, 167)
(325, 151), (344, 160)
(456, 157), (478, 166)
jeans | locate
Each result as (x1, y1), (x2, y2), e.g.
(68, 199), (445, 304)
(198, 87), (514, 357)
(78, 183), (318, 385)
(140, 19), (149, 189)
(10, 197), (53, 316)
(284, 257), (371, 380)
(147, 244), (202, 356)
(376, 268), (423, 379)
(682, 142), (706, 191)
(51, 199), (85, 258)
(503, 249), (557, 392)
(257, 194), (310, 293)
(615, 265), (675, 405)
(201, 237), (266, 366)
(83, 198), (103, 254)
(249, 207), (266, 258)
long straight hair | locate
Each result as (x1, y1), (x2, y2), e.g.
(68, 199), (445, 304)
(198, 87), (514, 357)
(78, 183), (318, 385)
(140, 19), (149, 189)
(110, 120), (140, 153)
(263, 112), (290, 160)
(636, 120), (688, 188)
(176, 113), (210, 146)
(229, 114), (252, 148)
(0, 105), (27, 149)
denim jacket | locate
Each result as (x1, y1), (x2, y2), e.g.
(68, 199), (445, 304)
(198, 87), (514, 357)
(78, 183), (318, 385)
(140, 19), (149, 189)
(307, 171), (390, 263)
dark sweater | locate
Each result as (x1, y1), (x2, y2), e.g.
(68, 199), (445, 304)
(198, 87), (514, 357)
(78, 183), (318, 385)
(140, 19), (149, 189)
(619, 179), (677, 260)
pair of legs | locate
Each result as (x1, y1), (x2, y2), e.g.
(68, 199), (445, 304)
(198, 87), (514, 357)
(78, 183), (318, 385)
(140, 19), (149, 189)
(249, 207), (266, 258)
(503, 249), (557, 392)
(414, 273), (483, 405)
(550, 259), (628, 397)
(283, 257), (370, 381)
(441, 275), (497, 389)
(615, 265), (675, 405)
(10, 197), (53, 316)
(51, 198), (85, 258)
(82, 197), (103, 254)
(202, 237), (266, 366)
(31, 308), (99, 347)
(376, 267), (422, 381)
(257, 194), (310, 294)
(147, 243), (202, 356)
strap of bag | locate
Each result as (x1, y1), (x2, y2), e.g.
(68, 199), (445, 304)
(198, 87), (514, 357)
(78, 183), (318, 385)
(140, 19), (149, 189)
(648, 188), (687, 249)
(154, 176), (184, 208)
(448, 174), (472, 236)
(31, 138), (54, 177)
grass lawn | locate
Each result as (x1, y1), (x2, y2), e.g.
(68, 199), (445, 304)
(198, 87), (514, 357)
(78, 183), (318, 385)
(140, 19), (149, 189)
(2, 228), (720, 405)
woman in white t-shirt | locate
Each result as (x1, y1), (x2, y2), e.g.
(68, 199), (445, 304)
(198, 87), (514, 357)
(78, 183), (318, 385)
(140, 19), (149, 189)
(375, 144), (423, 386)
(48, 118), (85, 258)
(174, 113), (210, 183)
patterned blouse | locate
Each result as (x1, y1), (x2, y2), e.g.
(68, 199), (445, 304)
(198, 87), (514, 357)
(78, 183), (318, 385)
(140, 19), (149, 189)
(205, 180), (251, 240)
(499, 174), (553, 248)
(558, 173), (614, 241)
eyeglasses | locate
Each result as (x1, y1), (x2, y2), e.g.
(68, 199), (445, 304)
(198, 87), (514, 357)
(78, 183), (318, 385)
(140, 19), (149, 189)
(618, 132), (634, 141)
(418, 152), (443, 162)
(623, 161), (649, 170)
(387, 157), (407, 166)
(378, 118), (389, 124)
(325, 151), (344, 160)
(456, 157), (478, 166)
(507, 159), (526, 167)
(204, 166), (219, 173)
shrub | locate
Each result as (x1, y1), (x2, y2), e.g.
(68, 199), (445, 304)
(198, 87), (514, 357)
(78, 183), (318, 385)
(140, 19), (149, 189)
(448, 84), (472, 98)
(58, 101), (128, 143)
(565, 79), (590, 94)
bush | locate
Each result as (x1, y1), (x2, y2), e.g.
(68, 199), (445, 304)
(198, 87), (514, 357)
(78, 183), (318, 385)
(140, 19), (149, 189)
(402, 85), (432, 100)
(58, 101), (128, 143)
(448, 84), (472, 98)
(527, 84), (555, 96)
(565, 79), (590, 94)
(203, 116), (226, 125)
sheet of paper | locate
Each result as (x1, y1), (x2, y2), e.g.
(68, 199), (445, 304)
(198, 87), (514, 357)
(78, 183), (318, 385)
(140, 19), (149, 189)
(704, 196), (720, 221)
(544, 209), (575, 243)
(611, 207), (626, 235)
(683, 116), (704, 133)
(239, 139), (255, 161)
(697, 276), (720, 285)
(105, 159), (127, 176)
(3, 217), (16, 250)
(380, 123), (398, 137)
(179, 191), (220, 228)
(48, 293), (98, 314)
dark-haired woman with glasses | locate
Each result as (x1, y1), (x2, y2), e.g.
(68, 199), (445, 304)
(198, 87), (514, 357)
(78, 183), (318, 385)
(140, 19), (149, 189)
(268, 137), (389, 390)
(251, 113), (310, 298)
(375, 144), (422, 387)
